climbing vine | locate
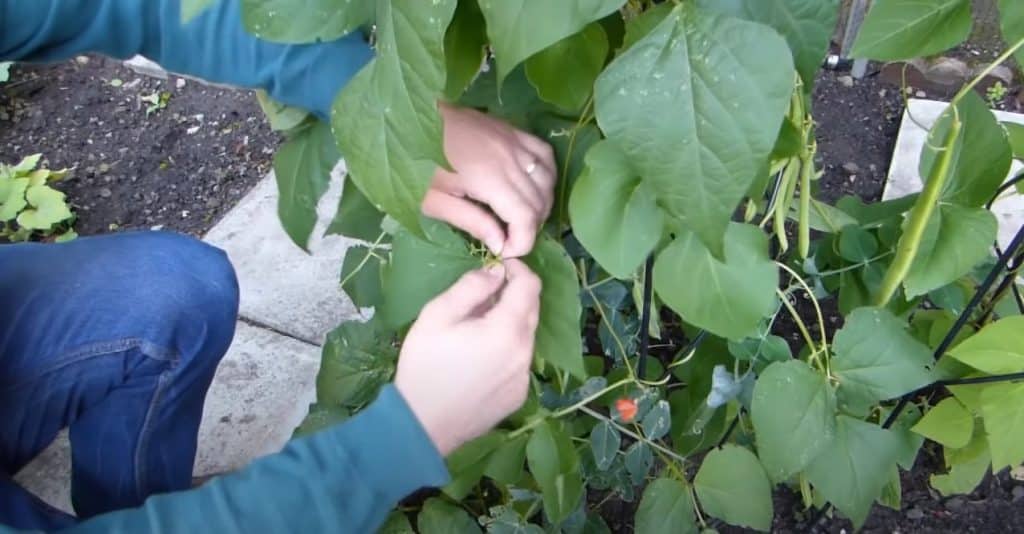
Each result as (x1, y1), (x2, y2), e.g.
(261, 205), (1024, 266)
(213, 0), (1024, 530)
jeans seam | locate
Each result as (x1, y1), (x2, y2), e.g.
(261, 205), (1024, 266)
(0, 338), (179, 390)
(134, 361), (177, 497)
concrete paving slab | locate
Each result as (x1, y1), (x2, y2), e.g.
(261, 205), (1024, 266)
(886, 98), (1024, 250)
(14, 321), (322, 514)
(204, 163), (364, 345)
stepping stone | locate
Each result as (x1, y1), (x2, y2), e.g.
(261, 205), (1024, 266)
(885, 98), (1024, 250)
(14, 322), (322, 515)
(204, 164), (364, 345)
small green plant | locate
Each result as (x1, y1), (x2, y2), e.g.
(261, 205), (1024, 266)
(0, 154), (77, 242)
(0, 61), (11, 83)
(986, 81), (1008, 107)
(140, 91), (171, 115)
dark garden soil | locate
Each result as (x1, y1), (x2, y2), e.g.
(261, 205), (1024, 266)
(0, 54), (277, 237)
(4, 55), (1023, 532)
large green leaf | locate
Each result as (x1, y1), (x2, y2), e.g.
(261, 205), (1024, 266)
(529, 114), (602, 228)
(526, 421), (584, 525)
(980, 382), (1024, 470)
(0, 177), (28, 222)
(418, 497), (482, 534)
(526, 23), (609, 113)
(316, 318), (397, 407)
(751, 360), (836, 482)
(241, 0), (373, 44)
(911, 397), (974, 449)
(16, 185), (72, 230)
(948, 317), (1024, 374)
(930, 431), (991, 496)
(325, 177), (385, 242)
(1006, 122), (1024, 159)
(570, 141), (665, 279)
(524, 236), (585, 378)
(804, 417), (902, 528)
(444, 432), (505, 500)
(634, 478), (697, 534)
(654, 223), (777, 340)
(339, 245), (384, 308)
(620, 4), (673, 52)
(697, 0), (839, 87)
(273, 121), (340, 250)
(999, 0), (1024, 68)
(850, 0), (972, 60)
(380, 512), (415, 534)
(444, 0), (488, 100)
(484, 434), (528, 485)
(478, 0), (626, 83)
(831, 308), (935, 410)
(903, 204), (997, 298)
(920, 93), (1012, 208)
(333, 0), (456, 232)
(379, 221), (481, 328)
(694, 445), (773, 531)
(594, 4), (794, 255)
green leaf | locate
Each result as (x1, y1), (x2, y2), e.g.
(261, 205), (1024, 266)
(751, 360), (836, 482)
(920, 92), (1012, 208)
(634, 478), (697, 534)
(181, 0), (216, 22)
(293, 403), (348, 437)
(379, 221), (481, 328)
(694, 445), (773, 532)
(17, 185), (73, 230)
(340, 245), (384, 308)
(837, 193), (918, 228)
(523, 236), (585, 378)
(478, 0), (626, 84)
(255, 90), (310, 132)
(241, 0), (373, 44)
(654, 223), (778, 340)
(333, 0), (456, 233)
(911, 397), (974, 449)
(316, 318), (397, 407)
(980, 382), (1024, 470)
(624, 442), (653, 486)
(484, 434), (528, 485)
(526, 23), (608, 113)
(589, 421), (621, 471)
(11, 154), (41, 174)
(620, 3), (673, 52)
(1006, 122), (1024, 159)
(444, 0), (488, 100)
(838, 225), (878, 262)
(594, 4), (794, 255)
(850, 0), (972, 60)
(930, 432), (991, 496)
(418, 497), (482, 534)
(948, 317), (1024, 374)
(273, 121), (339, 250)
(904, 204), (997, 299)
(526, 421), (584, 525)
(641, 400), (671, 440)
(380, 512), (415, 534)
(804, 416), (903, 528)
(445, 432), (505, 500)
(570, 141), (665, 279)
(326, 178), (385, 242)
(831, 308), (935, 409)
(0, 177), (29, 221)
(998, 0), (1024, 69)
(531, 114), (602, 227)
(697, 0), (840, 88)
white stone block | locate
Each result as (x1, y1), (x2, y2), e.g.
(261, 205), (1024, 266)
(886, 98), (1024, 250)
(204, 164), (363, 345)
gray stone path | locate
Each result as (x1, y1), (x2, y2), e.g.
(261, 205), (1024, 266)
(885, 98), (1024, 250)
(15, 164), (360, 514)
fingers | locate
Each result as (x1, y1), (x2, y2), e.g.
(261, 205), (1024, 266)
(485, 259), (541, 328)
(422, 189), (505, 255)
(420, 265), (507, 326)
(460, 175), (541, 258)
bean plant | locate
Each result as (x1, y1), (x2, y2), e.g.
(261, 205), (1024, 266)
(208, 0), (1024, 530)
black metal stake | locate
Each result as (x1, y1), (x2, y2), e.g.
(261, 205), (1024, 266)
(637, 256), (655, 380)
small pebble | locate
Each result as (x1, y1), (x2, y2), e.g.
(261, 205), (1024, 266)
(838, 75), (854, 87)
(1013, 485), (1024, 502)
(99, 187), (112, 199)
(907, 507), (925, 520)
(944, 496), (966, 512)
(842, 162), (861, 175)
(916, 90), (927, 98)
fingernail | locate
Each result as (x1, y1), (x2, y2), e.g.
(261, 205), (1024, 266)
(485, 236), (504, 256)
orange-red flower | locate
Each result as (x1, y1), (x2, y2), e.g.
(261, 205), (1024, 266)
(615, 398), (638, 423)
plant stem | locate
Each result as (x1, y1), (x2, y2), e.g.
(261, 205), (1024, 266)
(776, 261), (829, 361)
(874, 112), (962, 307)
(508, 377), (635, 439)
(775, 288), (818, 368)
(578, 405), (689, 465)
(338, 232), (388, 289)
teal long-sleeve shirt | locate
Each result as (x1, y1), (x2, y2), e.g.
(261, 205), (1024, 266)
(1, 0), (451, 531)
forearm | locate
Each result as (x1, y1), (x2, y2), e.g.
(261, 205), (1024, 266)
(0, 0), (373, 118)
(60, 386), (449, 533)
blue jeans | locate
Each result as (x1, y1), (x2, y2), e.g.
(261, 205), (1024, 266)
(0, 232), (238, 529)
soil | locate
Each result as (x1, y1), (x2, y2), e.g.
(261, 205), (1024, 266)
(0, 54), (278, 237)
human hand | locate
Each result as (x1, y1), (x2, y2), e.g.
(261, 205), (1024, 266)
(422, 104), (556, 258)
(395, 260), (541, 456)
